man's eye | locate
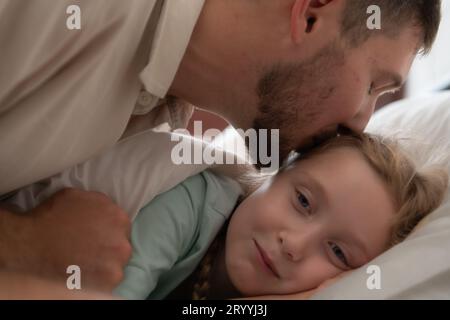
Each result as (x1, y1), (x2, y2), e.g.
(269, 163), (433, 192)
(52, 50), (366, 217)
(328, 242), (349, 267)
(297, 192), (311, 211)
(382, 87), (401, 97)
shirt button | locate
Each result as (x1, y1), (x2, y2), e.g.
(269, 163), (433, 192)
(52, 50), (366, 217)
(138, 90), (153, 107)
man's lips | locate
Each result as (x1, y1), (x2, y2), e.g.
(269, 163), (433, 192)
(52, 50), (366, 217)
(254, 240), (280, 279)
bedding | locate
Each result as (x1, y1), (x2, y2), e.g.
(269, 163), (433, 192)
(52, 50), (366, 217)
(7, 131), (250, 220)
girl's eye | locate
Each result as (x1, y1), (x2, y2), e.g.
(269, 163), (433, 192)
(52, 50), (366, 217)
(297, 192), (311, 212)
(328, 242), (349, 268)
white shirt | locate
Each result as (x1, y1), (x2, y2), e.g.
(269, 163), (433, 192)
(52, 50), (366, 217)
(0, 0), (204, 194)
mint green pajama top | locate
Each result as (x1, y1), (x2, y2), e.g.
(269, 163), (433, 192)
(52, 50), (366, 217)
(114, 171), (242, 299)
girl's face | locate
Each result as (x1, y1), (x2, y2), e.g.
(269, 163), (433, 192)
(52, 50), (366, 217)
(225, 147), (397, 296)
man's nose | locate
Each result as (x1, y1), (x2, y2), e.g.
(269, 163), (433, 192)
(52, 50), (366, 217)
(341, 98), (378, 134)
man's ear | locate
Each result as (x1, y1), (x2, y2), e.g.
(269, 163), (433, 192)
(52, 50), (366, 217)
(290, 0), (334, 44)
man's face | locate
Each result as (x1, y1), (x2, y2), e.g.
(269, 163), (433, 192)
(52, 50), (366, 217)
(254, 29), (419, 162)
(225, 147), (396, 296)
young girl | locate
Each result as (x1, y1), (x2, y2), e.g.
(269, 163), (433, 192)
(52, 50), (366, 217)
(114, 133), (449, 300)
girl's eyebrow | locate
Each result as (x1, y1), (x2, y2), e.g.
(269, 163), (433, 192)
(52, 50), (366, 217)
(296, 170), (328, 204)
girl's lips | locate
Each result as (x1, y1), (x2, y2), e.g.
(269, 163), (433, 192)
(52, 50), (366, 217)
(254, 239), (280, 279)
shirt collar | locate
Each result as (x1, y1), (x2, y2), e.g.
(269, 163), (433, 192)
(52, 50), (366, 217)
(140, 0), (205, 99)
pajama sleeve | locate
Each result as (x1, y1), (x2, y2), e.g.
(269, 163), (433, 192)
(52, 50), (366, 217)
(113, 173), (207, 299)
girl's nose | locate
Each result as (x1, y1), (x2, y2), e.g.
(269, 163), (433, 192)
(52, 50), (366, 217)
(278, 226), (321, 262)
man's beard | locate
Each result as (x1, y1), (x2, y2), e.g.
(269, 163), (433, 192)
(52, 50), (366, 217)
(251, 42), (347, 169)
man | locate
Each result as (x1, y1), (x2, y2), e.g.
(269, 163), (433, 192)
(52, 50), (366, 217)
(0, 0), (441, 295)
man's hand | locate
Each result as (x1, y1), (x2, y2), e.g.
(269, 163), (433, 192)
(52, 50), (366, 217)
(0, 188), (132, 292)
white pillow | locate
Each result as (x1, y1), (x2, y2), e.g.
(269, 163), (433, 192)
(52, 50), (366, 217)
(312, 91), (450, 299)
(8, 130), (250, 221)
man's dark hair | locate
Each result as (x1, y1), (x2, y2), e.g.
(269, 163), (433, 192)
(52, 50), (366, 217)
(341, 0), (441, 54)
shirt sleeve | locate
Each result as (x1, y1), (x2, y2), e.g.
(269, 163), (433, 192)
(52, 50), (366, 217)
(0, 0), (158, 193)
(113, 174), (207, 300)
